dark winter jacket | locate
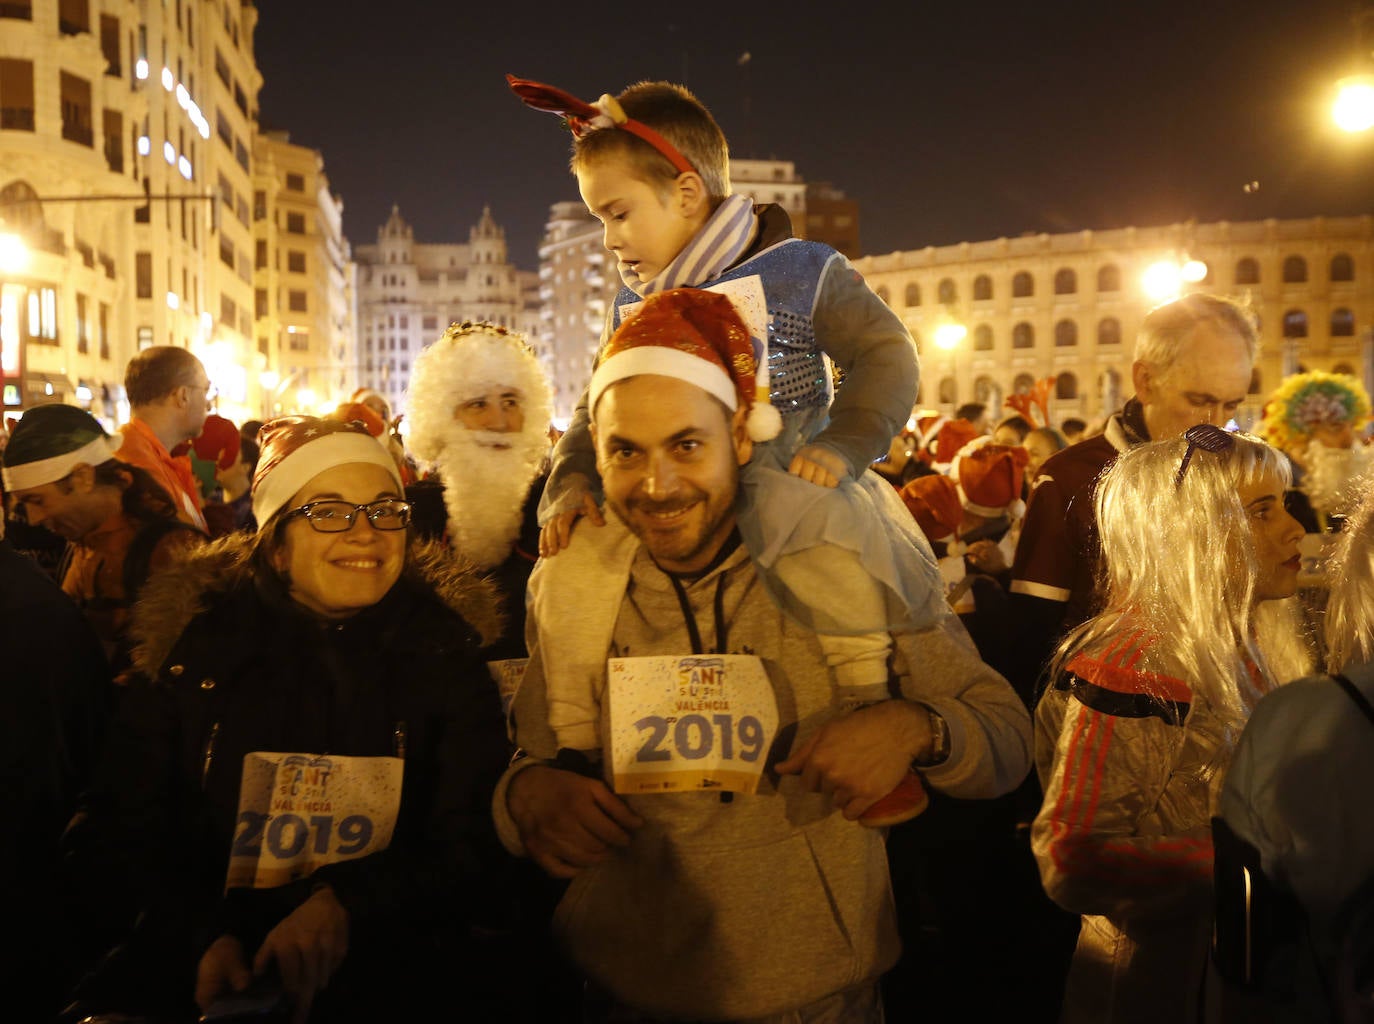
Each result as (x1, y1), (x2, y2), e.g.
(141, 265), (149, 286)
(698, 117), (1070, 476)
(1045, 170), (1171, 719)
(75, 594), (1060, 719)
(80, 533), (512, 1011)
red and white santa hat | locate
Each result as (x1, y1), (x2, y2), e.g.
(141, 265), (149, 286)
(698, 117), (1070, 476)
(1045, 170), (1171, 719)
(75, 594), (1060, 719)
(589, 288), (781, 442)
(251, 415), (403, 526)
(950, 436), (1029, 519)
(900, 473), (964, 545)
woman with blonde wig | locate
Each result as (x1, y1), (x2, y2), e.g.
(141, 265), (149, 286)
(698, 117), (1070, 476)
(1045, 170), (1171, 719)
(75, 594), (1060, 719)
(1217, 480), (1374, 1020)
(1031, 425), (1310, 1024)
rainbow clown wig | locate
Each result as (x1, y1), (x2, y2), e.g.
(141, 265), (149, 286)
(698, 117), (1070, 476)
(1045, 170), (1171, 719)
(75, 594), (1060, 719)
(1259, 371), (1371, 453)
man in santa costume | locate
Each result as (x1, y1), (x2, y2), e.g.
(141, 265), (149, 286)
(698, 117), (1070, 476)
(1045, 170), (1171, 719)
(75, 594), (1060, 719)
(404, 321), (554, 670)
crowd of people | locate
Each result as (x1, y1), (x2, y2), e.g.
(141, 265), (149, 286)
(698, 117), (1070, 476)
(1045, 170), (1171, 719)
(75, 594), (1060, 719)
(0, 71), (1370, 1024)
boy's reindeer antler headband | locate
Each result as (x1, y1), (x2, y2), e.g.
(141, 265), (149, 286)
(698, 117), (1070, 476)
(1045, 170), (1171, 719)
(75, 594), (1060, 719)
(506, 74), (696, 176)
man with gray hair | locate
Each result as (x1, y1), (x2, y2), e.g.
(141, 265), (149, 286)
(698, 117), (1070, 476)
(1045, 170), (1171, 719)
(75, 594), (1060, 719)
(1009, 292), (1259, 644)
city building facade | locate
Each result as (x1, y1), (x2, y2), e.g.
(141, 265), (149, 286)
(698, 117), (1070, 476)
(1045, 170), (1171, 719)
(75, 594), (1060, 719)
(0, 0), (264, 427)
(854, 215), (1374, 433)
(352, 204), (540, 420)
(252, 129), (354, 420)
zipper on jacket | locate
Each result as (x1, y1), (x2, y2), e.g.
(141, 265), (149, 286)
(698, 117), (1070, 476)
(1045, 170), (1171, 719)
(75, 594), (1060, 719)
(201, 721), (220, 790)
(393, 720), (407, 760)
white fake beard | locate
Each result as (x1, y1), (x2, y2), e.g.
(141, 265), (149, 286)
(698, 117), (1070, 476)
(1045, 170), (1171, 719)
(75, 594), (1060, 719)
(1304, 442), (1374, 517)
(431, 420), (544, 569)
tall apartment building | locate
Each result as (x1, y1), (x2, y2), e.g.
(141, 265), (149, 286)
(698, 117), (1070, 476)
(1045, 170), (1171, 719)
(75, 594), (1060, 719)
(0, 0), (263, 427)
(854, 216), (1374, 433)
(353, 205), (540, 420)
(252, 129), (354, 419)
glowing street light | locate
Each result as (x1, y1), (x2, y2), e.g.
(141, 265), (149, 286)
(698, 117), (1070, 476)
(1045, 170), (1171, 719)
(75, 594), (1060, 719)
(933, 322), (967, 350)
(1142, 261), (1183, 302)
(0, 232), (30, 274)
(1142, 257), (1208, 303)
(1333, 75), (1374, 133)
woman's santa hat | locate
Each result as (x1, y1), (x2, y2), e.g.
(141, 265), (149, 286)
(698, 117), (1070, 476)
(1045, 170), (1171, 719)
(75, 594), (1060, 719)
(589, 288), (781, 442)
(251, 416), (402, 527)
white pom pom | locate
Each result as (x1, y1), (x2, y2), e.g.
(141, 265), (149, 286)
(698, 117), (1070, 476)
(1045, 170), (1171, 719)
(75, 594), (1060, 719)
(946, 539), (967, 557)
(747, 401), (783, 442)
(1008, 498), (1027, 520)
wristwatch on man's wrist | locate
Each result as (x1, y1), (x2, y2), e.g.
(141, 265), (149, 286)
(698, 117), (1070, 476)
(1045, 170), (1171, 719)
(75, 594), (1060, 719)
(914, 706), (950, 767)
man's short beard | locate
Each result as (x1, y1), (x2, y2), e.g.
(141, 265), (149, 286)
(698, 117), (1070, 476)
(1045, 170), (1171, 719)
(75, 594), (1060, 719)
(432, 420), (544, 568)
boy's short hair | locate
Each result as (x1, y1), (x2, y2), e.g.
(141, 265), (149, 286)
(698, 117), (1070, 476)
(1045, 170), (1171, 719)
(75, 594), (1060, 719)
(571, 81), (731, 203)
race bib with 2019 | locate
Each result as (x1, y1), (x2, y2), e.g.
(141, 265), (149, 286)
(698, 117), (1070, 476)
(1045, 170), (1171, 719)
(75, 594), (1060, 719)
(225, 752), (403, 890)
(606, 654), (779, 796)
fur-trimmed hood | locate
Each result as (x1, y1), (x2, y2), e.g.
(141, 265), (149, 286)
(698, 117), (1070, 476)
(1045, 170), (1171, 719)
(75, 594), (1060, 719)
(128, 531), (505, 678)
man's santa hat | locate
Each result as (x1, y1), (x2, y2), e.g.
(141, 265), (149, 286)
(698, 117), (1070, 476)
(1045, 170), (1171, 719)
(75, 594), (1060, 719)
(589, 288), (781, 442)
(251, 415), (402, 527)
(1, 404), (124, 491)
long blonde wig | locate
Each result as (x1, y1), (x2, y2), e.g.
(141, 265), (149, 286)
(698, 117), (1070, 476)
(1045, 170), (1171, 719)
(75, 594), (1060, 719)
(1051, 431), (1311, 734)
(1323, 481), (1374, 673)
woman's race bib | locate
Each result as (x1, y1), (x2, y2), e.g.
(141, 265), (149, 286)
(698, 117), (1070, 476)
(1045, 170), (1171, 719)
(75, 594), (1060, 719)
(225, 752), (404, 890)
(606, 654), (779, 796)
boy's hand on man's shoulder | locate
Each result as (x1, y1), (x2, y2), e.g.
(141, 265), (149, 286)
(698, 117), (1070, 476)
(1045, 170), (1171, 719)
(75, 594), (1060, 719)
(539, 491), (606, 557)
(789, 444), (849, 488)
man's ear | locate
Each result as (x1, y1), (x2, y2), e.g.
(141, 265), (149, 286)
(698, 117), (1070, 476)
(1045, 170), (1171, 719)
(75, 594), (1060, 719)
(730, 406), (754, 466)
(1131, 360), (1153, 404)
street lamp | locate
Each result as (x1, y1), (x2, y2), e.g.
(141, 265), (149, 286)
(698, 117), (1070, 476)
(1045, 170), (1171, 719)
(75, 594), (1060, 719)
(933, 322), (967, 350)
(1142, 257), (1208, 304)
(1333, 74), (1374, 133)
(0, 231), (29, 274)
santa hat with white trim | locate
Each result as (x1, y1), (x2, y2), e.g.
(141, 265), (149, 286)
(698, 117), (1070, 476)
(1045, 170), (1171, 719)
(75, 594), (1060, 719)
(1, 404), (124, 491)
(949, 436), (1029, 520)
(589, 288), (782, 442)
(251, 415), (403, 527)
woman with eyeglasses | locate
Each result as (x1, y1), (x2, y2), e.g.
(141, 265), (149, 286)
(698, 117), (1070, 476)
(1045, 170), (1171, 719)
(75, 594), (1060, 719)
(1029, 425), (1310, 1024)
(70, 416), (512, 1023)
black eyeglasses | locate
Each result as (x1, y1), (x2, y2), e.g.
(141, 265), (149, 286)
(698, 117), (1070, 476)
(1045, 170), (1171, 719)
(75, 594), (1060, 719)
(1175, 423), (1236, 487)
(284, 498), (413, 533)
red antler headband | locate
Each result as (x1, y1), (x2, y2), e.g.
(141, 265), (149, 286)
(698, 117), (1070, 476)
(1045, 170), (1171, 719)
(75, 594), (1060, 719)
(506, 73), (697, 177)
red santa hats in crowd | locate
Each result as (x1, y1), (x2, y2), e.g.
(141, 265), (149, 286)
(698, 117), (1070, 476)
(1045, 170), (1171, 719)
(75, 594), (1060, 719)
(932, 418), (982, 466)
(589, 288), (782, 442)
(900, 437), (1029, 550)
(186, 413), (242, 471)
(251, 415), (403, 527)
(329, 401), (388, 439)
(949, 437), (1029, 519)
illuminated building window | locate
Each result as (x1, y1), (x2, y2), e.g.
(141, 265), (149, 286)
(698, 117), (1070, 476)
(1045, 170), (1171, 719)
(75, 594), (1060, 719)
(1332, 308), (1355, 337)
(1012, 271), (1034, 298)
(904, 282), (920, 307)
(973, 274), (992, 301)
(1097, 264), (1120, 292)
(1012, 322), (1034, 349)
(1054, 268), (1077, 295)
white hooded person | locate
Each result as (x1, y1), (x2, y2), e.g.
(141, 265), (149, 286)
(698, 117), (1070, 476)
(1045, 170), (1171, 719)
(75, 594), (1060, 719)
(404, 320), (554, 676)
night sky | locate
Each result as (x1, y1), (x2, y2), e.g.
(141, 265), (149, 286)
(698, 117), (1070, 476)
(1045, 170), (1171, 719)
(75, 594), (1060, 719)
(253, 1), (1374, 269)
